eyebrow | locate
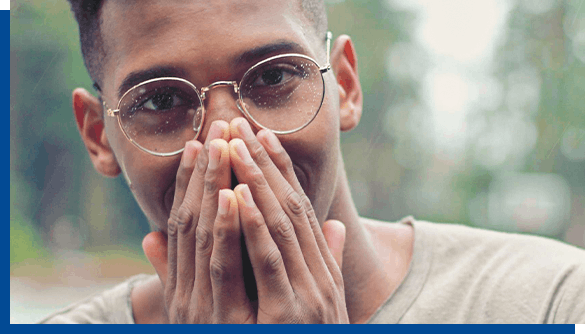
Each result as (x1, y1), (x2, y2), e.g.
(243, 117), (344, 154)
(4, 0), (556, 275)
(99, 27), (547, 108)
(117, 66), (189, 98)
(116, 40), (305, 99)
(234, 40), (305, 65)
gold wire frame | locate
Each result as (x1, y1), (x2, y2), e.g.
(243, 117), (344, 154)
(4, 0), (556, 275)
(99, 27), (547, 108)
(104, 31), (333, 157)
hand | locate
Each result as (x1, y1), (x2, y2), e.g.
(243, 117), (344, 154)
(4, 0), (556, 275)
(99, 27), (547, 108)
(143, 120), (255, 323)
(142, 118), (348, 323)
(229, 117), (348, 324)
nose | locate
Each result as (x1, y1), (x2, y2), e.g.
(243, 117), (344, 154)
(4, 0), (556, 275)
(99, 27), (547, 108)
(197, 81), (245, 142)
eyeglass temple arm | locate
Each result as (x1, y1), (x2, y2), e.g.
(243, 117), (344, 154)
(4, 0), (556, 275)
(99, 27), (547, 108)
(320, 31), (333, 73)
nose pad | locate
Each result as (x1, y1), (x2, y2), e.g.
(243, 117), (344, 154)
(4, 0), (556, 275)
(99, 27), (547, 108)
(192, 106), (204, 133)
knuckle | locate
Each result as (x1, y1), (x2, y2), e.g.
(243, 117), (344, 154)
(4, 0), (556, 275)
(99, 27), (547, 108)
(249, 142), (270, 167)
(214, 221), (237, 243)
(247, 168), (267, 189)
(277, 149), (294, 171)
(176, 168), (190, 186)
(301, 194), (318, 224)
(246, 210), (266, 230)
(167, 217), (179, 237)
(195, 226), (213, 252)
(262, 246), (283, 274)
(195, 151), (208, 174)
(313, 301), (326, 322)
(204, 174), (219, 194)
(175, 206), (194, 233)
(284, 189), (304, 217)
(174, 300), (190, 323)
(272, 212), (296, 244)
(209, 259), (229, 283)
(303, 295), (326, 323)
(300, 193), (313, 211)
(331, 269), (344, 288)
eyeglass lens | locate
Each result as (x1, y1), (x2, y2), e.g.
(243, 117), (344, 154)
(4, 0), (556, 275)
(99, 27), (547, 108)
(117, 56), (324, 154)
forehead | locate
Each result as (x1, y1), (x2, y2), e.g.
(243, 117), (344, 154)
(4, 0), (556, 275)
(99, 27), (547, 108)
(99, 0), (319, 98)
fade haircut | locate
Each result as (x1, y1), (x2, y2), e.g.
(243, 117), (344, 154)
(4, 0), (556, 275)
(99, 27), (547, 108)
(66, 0), (328, 92)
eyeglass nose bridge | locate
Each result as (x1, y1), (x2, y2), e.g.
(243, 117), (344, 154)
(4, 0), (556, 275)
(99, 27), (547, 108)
(199, 81), (239, 100)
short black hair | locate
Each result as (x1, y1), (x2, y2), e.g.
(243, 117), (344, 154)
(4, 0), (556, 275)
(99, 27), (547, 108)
(66, 0), (328, 92)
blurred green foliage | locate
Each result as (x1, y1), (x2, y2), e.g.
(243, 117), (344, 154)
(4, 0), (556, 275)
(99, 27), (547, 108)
(10, 209), (49, 264)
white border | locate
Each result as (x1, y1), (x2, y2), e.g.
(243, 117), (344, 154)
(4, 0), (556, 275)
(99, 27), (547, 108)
(577, 324), (584, 334)
(2, 1), (8, 11)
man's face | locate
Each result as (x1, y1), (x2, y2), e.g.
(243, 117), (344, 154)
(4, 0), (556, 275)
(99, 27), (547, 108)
(98, 0), (342, 232)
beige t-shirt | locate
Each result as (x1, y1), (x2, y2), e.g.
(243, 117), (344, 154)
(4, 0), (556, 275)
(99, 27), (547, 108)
(39, 220), (585, 324)
(368, 220), (585, 324)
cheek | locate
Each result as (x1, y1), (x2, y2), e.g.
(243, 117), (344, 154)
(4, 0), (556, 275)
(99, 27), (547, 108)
(105, 117), (181, 230)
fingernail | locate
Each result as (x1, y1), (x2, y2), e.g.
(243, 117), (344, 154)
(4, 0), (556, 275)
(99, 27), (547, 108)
(235, 139), (253, 163)
(208, 140), (221, 169)
(207, 122), (224, 142)
(182, 141), (198, 168)
(236, 119), (254, 140)
(263, 130), (281, 152)
(218, 189), (231, 215)
(239, 184), (254, 207)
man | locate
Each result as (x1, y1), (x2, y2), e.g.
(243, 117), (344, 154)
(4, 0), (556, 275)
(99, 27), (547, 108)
(40, 0), (585, 324)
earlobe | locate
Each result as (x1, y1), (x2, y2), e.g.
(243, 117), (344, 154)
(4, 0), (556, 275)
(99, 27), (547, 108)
(331, 35), (363, 132)
(72, 88), (121, 177)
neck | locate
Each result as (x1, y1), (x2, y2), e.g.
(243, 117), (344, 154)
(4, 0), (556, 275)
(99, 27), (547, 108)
(326, 161), (394, 324)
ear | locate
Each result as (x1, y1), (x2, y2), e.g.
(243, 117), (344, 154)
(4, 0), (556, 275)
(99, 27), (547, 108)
(330, 35), (363, 132)
(73, 88), (121, 177)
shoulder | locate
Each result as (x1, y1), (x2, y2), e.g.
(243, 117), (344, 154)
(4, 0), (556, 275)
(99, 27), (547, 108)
(415, 219), (585, 268)
(410, 219), (585, 323)
(38, 274), (154, 324)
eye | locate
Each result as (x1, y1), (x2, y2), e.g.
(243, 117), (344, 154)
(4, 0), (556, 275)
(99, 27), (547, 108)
(142, 93), (184, 111)
(250, 64), (303, 88)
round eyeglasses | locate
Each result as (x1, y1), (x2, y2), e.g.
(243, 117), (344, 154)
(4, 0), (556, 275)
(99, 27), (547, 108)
(103, 32), (333, 157)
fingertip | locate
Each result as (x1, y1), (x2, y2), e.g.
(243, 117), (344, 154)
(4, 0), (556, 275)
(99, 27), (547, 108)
(322, 220), (346, 268)
(323, 219), (346, 237)
(257, 129), (281, 153)
(234, 183), (254, 208)
(215, 120), (231, 139)
(206, 120), (230, 146)
(142, 231), (167, 260)
(218, 189), (238, 216)
(210, 138), (230, 157)
(181, 140), (202, 168)
(229, 117), (248, 139)
(142, 231), (168, 281)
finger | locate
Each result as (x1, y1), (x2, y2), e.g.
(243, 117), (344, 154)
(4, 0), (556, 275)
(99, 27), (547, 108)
(234, 184), (293, 303)
(170, 140), (202, 214)
(210, 189), (252, 322)
(173, 121), (229, 297)
(165, 141), (201, 294)
(194, 139), (231, 305)
(257, 129), (339, 276)
(143, 231), (169, 285)
(229, 138), (309, 280)
(321, 220), (346, 271)
(231, 119), (317, 255)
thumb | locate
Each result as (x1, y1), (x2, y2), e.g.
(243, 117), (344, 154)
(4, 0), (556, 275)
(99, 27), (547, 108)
(322, 220), (346, 270)
(142, 231), (168, 286)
